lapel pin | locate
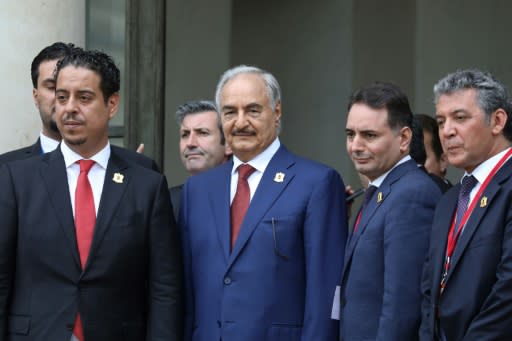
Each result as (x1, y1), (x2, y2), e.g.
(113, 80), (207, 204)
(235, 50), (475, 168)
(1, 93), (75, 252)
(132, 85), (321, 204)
(274, 172), (285, 183)
(113, 172), (124, 184)
(377, 192), (383, 203)
(480, 196), (488, 208)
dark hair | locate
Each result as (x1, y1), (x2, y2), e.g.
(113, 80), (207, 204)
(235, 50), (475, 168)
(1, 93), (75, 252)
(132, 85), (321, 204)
(410, 115), (427, 165)
(348, 81), (413, 131)
(434, 69), (512, 141)
(175, 100), (225, 145)
(31, 42), (76, 88)
(415, 114), (443, 161)
(55, 49), (120, 103)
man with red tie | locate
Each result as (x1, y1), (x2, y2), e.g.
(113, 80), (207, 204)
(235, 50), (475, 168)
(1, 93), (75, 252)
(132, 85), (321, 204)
(340, 82), (441, 341)
(179, 65), (347, 341)
(0, 48), (182, 340)
(420, 69), (512, 341)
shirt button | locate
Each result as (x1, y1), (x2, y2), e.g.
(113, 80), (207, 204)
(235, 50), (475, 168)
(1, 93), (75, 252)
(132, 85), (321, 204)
(224, 277), (232, 285)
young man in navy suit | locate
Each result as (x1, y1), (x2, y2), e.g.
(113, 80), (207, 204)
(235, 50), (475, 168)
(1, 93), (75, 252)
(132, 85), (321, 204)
(180, 65), (347, 341)
(340, 82), (441, 341)
(420, 69), (512, 341)
(0, 49), (182, 340)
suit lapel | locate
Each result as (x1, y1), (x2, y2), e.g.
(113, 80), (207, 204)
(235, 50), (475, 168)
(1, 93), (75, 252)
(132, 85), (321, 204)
(445, 159), (512, 284)
(85, 151), (130, 271)
(227, 146), (295, 269)
(209, 161), (234, 263)
(40, 148), (80, 267)
(430, 189), (458, 300)
(341, 160), (417, 281)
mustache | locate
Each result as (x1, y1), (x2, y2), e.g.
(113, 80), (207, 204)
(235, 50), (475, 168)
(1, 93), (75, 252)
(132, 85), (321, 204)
(184, 147), (205, 157)
(231, 128), (256, 135)
(61, 113), (85, 125)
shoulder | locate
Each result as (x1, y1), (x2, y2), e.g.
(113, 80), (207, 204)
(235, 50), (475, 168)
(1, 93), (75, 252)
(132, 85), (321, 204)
(0, 144), (38, 165)
(111, 145), (159, 172)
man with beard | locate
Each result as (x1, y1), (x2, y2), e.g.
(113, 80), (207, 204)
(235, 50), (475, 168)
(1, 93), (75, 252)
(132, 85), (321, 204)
(0, 42), (156, 171)
(0, 42), (75, 163)
(169, 100), (232, 220)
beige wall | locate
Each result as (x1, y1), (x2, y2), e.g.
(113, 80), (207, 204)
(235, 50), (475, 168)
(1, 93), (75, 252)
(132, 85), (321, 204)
(0, 0), (85, 153)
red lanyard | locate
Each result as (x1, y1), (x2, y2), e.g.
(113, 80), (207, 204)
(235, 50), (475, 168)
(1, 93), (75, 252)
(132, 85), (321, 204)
(440, 148), (512, 292)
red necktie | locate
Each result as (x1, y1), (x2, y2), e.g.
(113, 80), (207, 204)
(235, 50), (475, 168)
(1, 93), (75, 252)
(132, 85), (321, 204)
(353, 185), (377, 233)
(73, 159), (96, 341)
(231, 164), (256, 250)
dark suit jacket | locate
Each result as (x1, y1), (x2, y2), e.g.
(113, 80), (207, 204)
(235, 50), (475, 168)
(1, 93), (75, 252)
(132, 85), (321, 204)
(0, 139), (43, 164)
(340, 160), (441, 341)
(180, 145), (347, 341)
(0, 139), (160, 172)
(169, 184), (183, 223)
(0, 146), (182, 341)
(420, 158), (512, 341)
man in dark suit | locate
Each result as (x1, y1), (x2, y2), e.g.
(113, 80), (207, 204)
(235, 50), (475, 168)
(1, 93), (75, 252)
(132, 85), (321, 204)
(420, 69), (512, 341)
(0, 42), (74, 163)
(169, 100), (231, 220)
(0, 42), (156, 171)
(340, 82), (441, 341)
(0, 48), (182, 340)
(180, 65), (347, 341)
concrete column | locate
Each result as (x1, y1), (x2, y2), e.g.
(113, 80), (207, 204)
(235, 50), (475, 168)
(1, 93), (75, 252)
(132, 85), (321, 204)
(0, 0), (85, 153)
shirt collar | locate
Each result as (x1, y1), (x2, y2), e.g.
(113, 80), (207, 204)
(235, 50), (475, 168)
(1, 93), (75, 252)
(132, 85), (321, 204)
(369, 155), (412, 188)
(232, 138), (281, 174)
(60, 141), (111, 170)
(463, 147), (512, 185)
(39, 133), (60, 154)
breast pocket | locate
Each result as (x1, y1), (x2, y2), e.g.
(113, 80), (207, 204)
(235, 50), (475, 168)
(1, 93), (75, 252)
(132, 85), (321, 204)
(262, 215), (303, 261)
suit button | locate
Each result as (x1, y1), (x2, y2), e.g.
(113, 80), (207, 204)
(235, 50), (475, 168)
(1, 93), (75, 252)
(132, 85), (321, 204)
(66, 323), (74, 331)
(224, 277), (232, 285)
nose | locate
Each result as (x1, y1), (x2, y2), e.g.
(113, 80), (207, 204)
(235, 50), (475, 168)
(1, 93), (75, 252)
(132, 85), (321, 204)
(349, 134), (364, 152)
(439, 119), (455, 139)
(233, 111), (248, 129)
(63, 96), (78, 114)
(186, 132), (198, 147)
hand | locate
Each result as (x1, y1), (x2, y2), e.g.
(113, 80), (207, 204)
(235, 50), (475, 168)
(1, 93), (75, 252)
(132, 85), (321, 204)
(136, 143), (144, 154)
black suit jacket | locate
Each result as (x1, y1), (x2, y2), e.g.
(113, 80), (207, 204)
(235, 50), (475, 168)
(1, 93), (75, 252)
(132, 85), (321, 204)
(0, 139), (43, 164)
(0, 139), (160, 172)
(0, 147), (181, 340)
(169, 184), (183, 222)
(420, 158), (512, 341)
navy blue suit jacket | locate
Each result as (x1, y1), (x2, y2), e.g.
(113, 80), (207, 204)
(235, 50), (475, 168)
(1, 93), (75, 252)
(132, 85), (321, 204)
(420, 158), (512, 341)
(180, 145), (347, 341)
(340, 160), (441, 341)
(0, 147), (181, 340)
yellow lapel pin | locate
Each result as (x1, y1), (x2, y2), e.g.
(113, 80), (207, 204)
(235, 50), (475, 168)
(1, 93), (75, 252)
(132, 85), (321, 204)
(480, 196), (488, 208)
(113, 172), (124, 184)
(274, 172), (285, 183)
(377, 192), (383, 203)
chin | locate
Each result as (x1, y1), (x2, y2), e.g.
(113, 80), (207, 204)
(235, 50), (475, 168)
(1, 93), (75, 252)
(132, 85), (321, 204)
(64, 136), (86, 146)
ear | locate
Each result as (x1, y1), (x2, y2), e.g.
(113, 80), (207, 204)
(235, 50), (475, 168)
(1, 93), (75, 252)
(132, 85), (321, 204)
(32, 88), (39, 107)
(274, 101), (282, 126)
(107, 92), (120, 119)
(224, 143), (233, 158)
(399, 126), (412, 153)
(491, 108), (507, 135)
(440, 153), (448, 176)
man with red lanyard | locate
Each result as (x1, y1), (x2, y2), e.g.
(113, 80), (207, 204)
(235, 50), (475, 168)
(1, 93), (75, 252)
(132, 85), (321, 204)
(419, 69), (512, 341)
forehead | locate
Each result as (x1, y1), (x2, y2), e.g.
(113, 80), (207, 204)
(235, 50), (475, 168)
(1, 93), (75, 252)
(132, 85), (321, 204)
(56, 66), (101, 90)
(181, 111), (219, 129)
(346, 103), (390, 130)
(37, 59), (59, 82)
(436, 89), (480, 114)
(220, 73), (269, 105)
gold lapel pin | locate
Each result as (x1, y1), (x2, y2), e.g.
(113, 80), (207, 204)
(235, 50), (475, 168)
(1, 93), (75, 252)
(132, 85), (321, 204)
(274, 172), (285, 183)
(113, 172), (124, 184)
(480, 196), (488, 208)
(377, 192), (383, 203)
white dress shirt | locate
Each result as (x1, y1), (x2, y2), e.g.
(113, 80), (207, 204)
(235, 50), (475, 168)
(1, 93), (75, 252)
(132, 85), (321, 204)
(39, 133), (59, 154)
(60, 141), (110, 217)
(230, 138), (281, 203)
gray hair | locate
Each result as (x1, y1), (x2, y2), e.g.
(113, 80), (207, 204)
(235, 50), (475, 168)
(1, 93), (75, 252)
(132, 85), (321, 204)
(433, 69), (512, 140)
(175, 100), (225, 144)
(214, 65), (282, 111)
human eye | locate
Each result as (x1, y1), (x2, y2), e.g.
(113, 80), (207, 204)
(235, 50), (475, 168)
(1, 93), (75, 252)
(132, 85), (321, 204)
(180, 131), (189, 139)
(55, 92), (67, 103)
(222, 110), (235, 120)
(346, 130), (355, 140)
